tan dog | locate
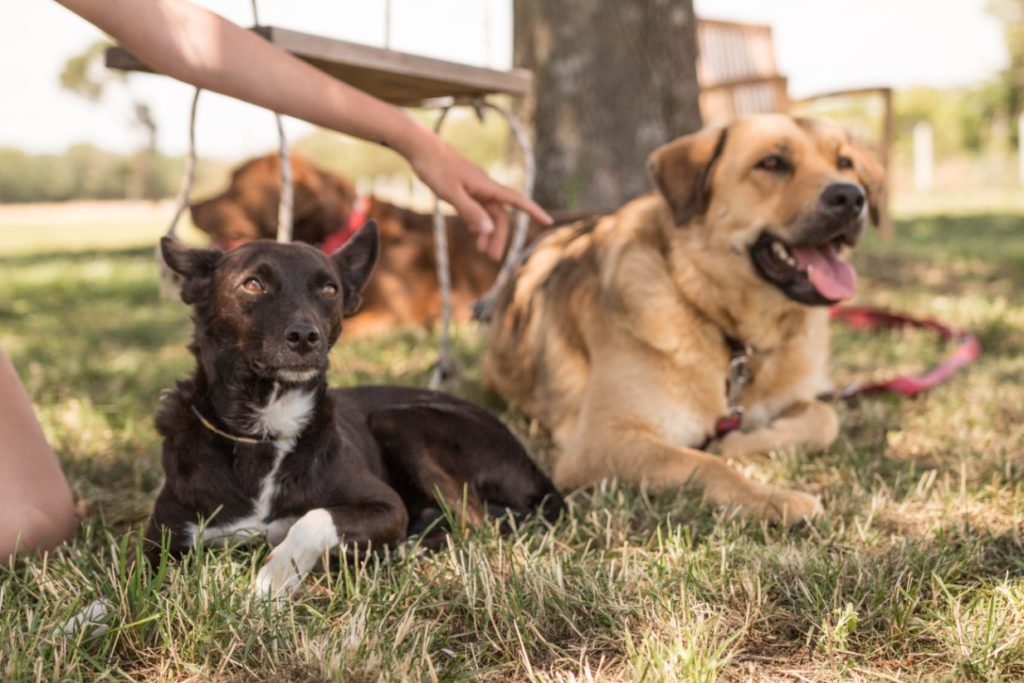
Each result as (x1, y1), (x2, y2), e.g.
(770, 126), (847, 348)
(484, 114), (884, 523)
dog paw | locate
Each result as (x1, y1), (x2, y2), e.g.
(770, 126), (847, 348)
(751, 486), (823, 526)
(254, 550), (305, 599)
(57, 598), (114, 639)
(716, 430), (771, 460)
(253, 508), (340, 599)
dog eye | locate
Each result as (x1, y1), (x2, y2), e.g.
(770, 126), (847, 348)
(320, 283), (338, 298)
(837, 155), (854, 170)
(241, 277), (265, 294)
(755, 154), (790, 173)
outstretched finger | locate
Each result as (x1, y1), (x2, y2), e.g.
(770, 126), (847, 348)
(476, 179), (552, 226)
(483, 201), (509, 261)
(448, 188), (496, 253)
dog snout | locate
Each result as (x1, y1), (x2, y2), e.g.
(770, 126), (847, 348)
(285, 321), (322, 353)
(820, 183), (865, 219)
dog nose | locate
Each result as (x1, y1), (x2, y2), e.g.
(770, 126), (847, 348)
(820, 183), (865, 218)
(285, 322), (321, 352)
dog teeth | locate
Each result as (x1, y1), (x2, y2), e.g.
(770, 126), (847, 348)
(771, 241), (797, 268)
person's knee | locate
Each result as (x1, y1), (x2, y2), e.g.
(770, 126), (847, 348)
(1, 493), (76, 562)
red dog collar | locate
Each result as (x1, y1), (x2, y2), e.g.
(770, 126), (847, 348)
(321, 196), (372, 254)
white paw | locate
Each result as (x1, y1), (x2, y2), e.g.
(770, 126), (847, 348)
(254, 550), (305, 599)
(252, 508), (339, 599)
(58, 598), (113, 639)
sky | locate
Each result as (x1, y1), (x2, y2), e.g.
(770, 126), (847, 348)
(0, 0), (1008, 158)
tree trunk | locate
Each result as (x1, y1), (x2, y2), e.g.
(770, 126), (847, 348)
(514, 0), (703, 212)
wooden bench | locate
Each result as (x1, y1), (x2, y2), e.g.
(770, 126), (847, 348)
(696, 18), (894, 234)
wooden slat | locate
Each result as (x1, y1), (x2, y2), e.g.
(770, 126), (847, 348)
(696, 19), (777, 87)
(106, 25), (532, 107)
(699, 74), (788, 93)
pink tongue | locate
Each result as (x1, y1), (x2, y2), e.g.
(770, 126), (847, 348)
(790, 245), (857, 301)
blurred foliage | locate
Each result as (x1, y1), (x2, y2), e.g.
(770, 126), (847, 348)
(0, 145), (234, 204)
(0, 104), (515, 203)
(59, 40), (119, 103)
(987, 0), (1024, 141)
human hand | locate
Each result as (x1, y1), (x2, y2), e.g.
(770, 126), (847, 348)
(405, 131), (552, 260)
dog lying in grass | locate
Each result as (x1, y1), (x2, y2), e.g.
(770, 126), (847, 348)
(485, 114), (884, 524)
(148, 221), (563, 597)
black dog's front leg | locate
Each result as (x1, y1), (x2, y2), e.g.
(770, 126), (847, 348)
(143, 492), (201, 565)
(255, 479), (407, 598)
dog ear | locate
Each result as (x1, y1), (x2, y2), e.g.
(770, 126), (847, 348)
(647, 125), (728, 226)
(160, 237), (221, 304)
(330, 220), (380, 316)
(849, 143), (885, 227)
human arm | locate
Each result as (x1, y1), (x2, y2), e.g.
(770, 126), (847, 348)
(0, 350), (76, 562)
(56, 0), (552, 258)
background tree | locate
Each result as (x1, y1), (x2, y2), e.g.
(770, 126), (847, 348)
(986, 0), (1024, 146)
(60, 40), (160, 199)
(514, 0), (703, 211)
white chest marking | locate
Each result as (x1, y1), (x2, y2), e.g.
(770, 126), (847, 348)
(250, 386), (316, 451)
(187, 386), (315, 547)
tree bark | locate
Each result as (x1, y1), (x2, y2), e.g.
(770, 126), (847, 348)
(514, 0), (703, 212)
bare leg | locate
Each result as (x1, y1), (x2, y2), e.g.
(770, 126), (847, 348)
(0, 349), (76, 562)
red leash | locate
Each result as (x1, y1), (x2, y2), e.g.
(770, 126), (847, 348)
(827, 305), (981, 399)
(713, 305), (980, 440)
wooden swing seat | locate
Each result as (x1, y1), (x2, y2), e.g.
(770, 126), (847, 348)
(105, 25), (532, 106)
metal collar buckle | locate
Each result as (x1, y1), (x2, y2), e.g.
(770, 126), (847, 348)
(725, 344), (753, 420)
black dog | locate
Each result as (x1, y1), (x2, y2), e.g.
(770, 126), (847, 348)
(150, 222), (563, 596)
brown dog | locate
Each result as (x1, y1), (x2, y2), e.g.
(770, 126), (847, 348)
(190, 153), (548, 336)
(484, 114), (884, 524)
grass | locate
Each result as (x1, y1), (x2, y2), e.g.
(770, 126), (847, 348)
(2, 204), (1024, 681)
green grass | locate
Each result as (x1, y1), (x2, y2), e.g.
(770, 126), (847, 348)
(2, 207), (1024, 681)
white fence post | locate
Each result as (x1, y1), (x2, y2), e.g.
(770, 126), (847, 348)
(913, 121), (934, 193)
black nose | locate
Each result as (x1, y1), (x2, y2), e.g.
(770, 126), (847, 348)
(820, 183), (865, 218)
(285, 322), (321, 352)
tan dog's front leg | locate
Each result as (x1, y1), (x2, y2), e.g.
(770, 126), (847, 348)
(556, 430), (821, 525)
(717, 400), (838, 460)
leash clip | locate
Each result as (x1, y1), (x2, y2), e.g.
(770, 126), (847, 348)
(726, 347), (752, 411)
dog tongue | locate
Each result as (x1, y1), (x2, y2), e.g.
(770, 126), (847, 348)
(790, 244), (857, 301)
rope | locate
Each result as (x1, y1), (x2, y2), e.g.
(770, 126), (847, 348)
(478, 99), (535, 303)
(249, 0), (293, 242)
(428, 105), (456, 389)
(274, 112), (293, 243)
(156, 86), (201, 300)
(426, 97), (537, 388)
(157, 0), (291, 299)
